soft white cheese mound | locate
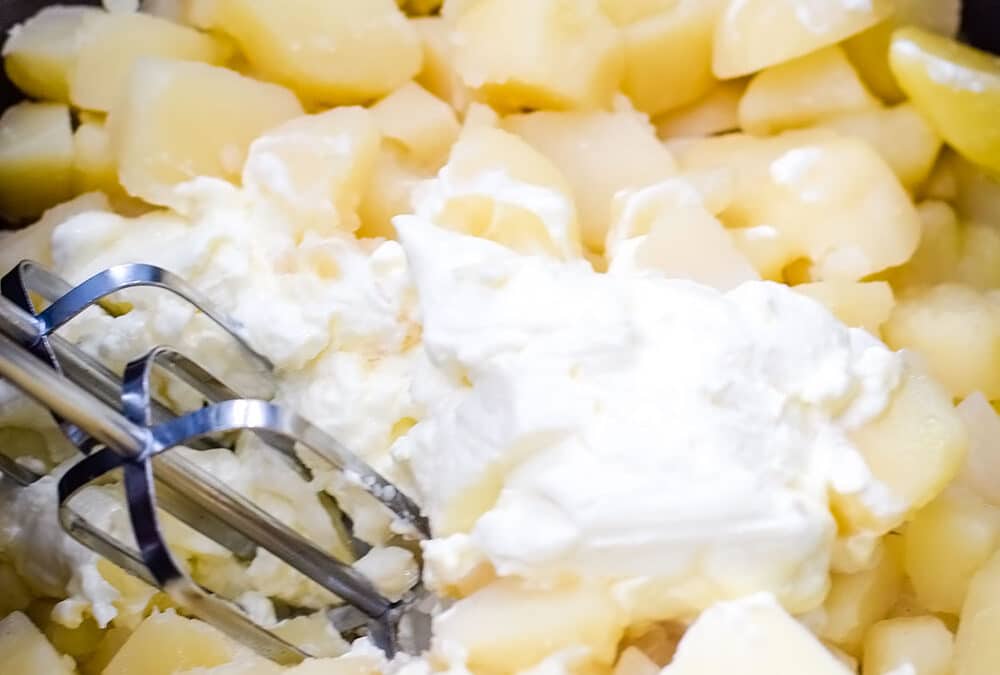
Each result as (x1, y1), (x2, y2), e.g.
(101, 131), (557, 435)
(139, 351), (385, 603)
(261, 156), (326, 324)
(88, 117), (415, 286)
(394, 216), (903, 622)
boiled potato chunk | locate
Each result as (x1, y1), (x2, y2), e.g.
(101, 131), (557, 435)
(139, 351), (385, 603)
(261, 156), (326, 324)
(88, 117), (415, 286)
(454, 0), (623, 112)
(215, 0), (421, 105)
(904, 488), (1000, 614)
(838, 365), (966, 533)
(654, 80), (744, 139)
(505, 107), (675, 251)
(0, 612), (76, 675)
(676, 130), (921, 281)
(70, 10), (230, 112)
(956, 551), (1000, 675)
(820, 544), (904, 655)
(412, 17), (472, 114)
(739, 46), (879, 136)
(241, 107), (381, 235)
(816, 103), (942, 191)
(890, 27), (1000, 177)
(610, 0), (724, 117)
(862, 616), (953, 675)
(370, 83), (459, 170)
(434, 578), (626, 673)
(358, 144), (430, 240)
(956, 393), (1000, 509)
(2, 5), (101, 102)
(0, 101), (73, 221)
(883, 201), (961, 291)
(883, 284), (1000, 400)
(712, 0), (892, 79)
(73, 120), (119, 195)
(794, 281), (894, 336)
(109, 57), (303, 207)
(955, 225), (1000, 291)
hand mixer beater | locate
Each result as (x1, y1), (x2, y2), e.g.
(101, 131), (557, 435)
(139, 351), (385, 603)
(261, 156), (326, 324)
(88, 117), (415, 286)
(0, 259), (434, 665)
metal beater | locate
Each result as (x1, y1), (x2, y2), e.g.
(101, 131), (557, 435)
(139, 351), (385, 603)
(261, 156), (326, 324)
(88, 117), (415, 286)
(0, 260), (434, 665)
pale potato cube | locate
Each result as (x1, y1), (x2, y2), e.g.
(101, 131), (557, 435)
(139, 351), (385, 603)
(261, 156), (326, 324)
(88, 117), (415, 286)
(109, 57), (303, 207)
(904, 488), (1000, 614)
(70, 10), (230, 112)
(505, 107), (676, 251)
(794, 281), (895, 336)
(412, 17), (472, 114)
(654, 80), (745, 139)
(862, 616), (953, 675)
(956, 393), (1000, 509)
(80, 626), (131, 675)
(611, 0), (725, 117)
(729, 224), (801, 281)
(0, 612), (76, 675)
(676, 130), (921, 281)
(241, 107), (381, 235)
(820, 544), (904, 655)
(955, 551), (1000, 675)
(2, 6), (101, 102)
(215, 0), (421, 105)
(883, 284), (1000, 400)
(712, 0), (893, 79)
(370, 83), (459, 170)
(739, 46), (879, 136)
(358, 144), (431, 240)
(44, 615), (104, 660)
(948, 152), (1000, 228)
(0, 101), (73, 220)
(956, 225), (1000, 291)
(884, 201), (961, 291)
(661, 594), (852, 675)
(836, 365), (967, 533)
(434, 578), (626, 673)
(454, 0), (624, 112)
(73, 120), (119, 196)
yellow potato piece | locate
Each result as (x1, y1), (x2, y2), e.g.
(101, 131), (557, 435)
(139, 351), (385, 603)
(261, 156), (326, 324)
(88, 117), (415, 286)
(454, 0), (624, 112)
(883, 284), (1000, 400)
(215, 0), (421, 105)
(739, 46), (879, 136)
(676, 130), (921, 281)
(242, 107), (381, 235)
(505, 107), (676, 251)
(2, 5), (101, 102)
(434, 578), (627, 673)
(611, 0), (725, 117)
(815, 103), (942, 191)
(903, 488), (1000, 615)
(890, 27), (1000, 178)
(0, 612), (77, 675)
(70, 10), (230, 112)
(836, 365), (966, 533)
(820, 543), (904, 656)
(712, 0), (892, 79)
(109, 57), (303, 207)
(654, 80), (744, 140)
(370, 82), (460, 170)
(882, 201), (960, 291)
(0, 101), (73, 221)
(412, 17), (473, 114)
(73, 120), (120, 196)
(956, 551), (1000, 675)
(794, 281), (895, 336)
(862, 616), (953, 675)
(955, 225), (1000, 291)
(358, 143), (431, 240)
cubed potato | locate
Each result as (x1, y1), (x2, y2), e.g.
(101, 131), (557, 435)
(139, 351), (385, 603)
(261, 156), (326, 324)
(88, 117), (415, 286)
(505, 107), (676, 251)
(611, 0), (725, 117)
(820, 544), (904, 655)
(2, 5), (101, 102)
(729, 224), (801, 281)
(794, 281), (895, 336)
(412, 17), (473, 113)
(675, 130), (921, 281)
(358, 143), (431, 240)
(739, 46), (879, 136)
(883, 201), (961, 291)
(0, 612), (77, 675)
(862, 616), (953, 675)
(434, 578), (626, 673)
(370, 82), (459, 170)
(955, 551), (1000, 675)
(215, 0), (421, 105)
(654, 80), (744, 140)
(109, 57), (303, 207)
(0, 101), (73, 221)
(956, 225), (1000, 291)
(453, 0), (624, 112)
(712, 0), (893, 79)
(73, 120), (120, 195)
(836, 365), (967, 533)
(70, 10), (230, 112)
(956, 393), (1000, 508)
(241, 107), (381, 235)
(44, 615), (104, 660)
(903, 488), (1000, 614)
(883, 284), (1000, 400)
(411, 125), (582, 259)
(946, 151), (1000, 228)
(80, 626), (132, 675)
